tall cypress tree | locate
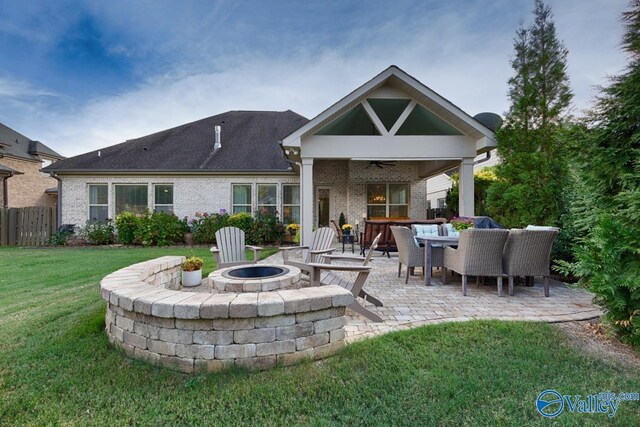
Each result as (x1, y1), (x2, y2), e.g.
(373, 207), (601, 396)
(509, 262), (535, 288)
(568, 1), (640, 346)
(487, 0), (573, 228)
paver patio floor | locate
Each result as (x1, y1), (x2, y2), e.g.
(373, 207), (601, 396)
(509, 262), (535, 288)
(261, 248), (602, 342)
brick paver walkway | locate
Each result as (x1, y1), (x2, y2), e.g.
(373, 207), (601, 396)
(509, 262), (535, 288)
(260, 248), (602, 342)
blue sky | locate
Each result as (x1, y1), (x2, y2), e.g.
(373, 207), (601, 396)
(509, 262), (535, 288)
(0, 0), (629, 156)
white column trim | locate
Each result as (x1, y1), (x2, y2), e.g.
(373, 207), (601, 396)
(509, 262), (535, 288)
(300, 158), (314, 246)
(458, 157), (475, 217)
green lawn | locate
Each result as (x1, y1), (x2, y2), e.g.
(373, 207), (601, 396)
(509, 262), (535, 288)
(0, 246), (638, 426)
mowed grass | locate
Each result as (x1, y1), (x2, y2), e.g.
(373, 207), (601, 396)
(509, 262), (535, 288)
(0, 246), (639, 426)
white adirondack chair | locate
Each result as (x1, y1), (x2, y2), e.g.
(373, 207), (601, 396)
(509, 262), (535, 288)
(307, 233), (384, 322)
(280, 227), (336, 275)
(210, 226), (262, 270)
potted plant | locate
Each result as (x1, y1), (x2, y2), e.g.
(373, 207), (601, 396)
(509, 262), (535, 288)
(182, 255), (204, 287)
(341, 223), (353, 236)
(450, 217), (474, 232)
(286, 223), (300, 236)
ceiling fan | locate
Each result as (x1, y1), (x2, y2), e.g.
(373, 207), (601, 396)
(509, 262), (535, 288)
(366, 160), (397, 169)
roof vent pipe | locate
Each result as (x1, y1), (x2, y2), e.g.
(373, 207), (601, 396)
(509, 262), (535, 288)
(214, 125), (221, 149)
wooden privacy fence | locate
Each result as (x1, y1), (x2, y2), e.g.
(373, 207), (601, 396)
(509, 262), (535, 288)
(0, 206), (57, 246)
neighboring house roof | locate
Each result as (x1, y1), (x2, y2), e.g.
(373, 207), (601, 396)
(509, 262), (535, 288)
(0, 123), (64, 161)
(45, 110), (309, 174)
(0, 164), (23, 176)
(281, 65), (496, 148)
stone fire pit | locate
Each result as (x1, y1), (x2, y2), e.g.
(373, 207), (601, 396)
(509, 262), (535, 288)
(100, 256), (352, 373)
(209, 264), (301, 293)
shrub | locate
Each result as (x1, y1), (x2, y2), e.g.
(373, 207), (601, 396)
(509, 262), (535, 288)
(134, 210), (188, 247)
(228, 212), (254, 234)
(48, 229), (72, 246)
(192, 212), (229, 244)
(114, 211), (139, 245)
(79, 220), (115, 245)
(338, 212), (346, 229)
(250, 209), (284, 245)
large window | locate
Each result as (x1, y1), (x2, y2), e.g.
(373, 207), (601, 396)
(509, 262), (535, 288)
(115, 185), (148, 215)
(154, 184), (174, 214)
(282, 185), (300, 224)
(232, 184), (252, 214)
(366, 183), (409, 219)
(257, 184), (277, 216)
(88, 184), (108, 222)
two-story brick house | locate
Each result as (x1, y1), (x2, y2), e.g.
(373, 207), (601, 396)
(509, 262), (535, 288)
(0, 123), (64, 208)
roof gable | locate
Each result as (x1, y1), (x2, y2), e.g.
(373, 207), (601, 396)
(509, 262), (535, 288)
(281, 65), (495, 146)
(0, 123), (63, 161)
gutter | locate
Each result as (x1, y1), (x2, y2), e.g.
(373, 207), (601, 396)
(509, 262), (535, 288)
(49, 172), (62, 228)
(474, 151), (492, 165)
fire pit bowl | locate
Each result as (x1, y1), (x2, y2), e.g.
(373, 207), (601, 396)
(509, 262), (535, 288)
(209, 264), (301, 293)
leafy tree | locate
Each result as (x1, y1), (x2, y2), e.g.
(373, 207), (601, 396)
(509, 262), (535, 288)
(486, 0), (573, 228)
(446, 167), (497, 217)
(562, 1), (640, 346)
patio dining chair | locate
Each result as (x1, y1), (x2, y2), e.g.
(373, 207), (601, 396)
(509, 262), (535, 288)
(391, 226), (425, 283)
(280, 227), (336, 276)
(210, 226), (262, 270)
(307, 233), (383, 322)
(503, 228), (559, 297)
(330, 219), (343, 242)
(443, 229), (509, 296)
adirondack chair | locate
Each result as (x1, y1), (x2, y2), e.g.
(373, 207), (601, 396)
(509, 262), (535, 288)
(306, 233), (383, 322)
(280, 227), (336, 275)
(210, 226), (262, 270)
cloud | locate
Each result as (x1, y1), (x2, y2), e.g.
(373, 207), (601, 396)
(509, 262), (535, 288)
(2, 0), (630, 158)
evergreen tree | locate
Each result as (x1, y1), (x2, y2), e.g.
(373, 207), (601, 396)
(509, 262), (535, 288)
(566, 1), (640, 346)
(487, 0), (573, 228)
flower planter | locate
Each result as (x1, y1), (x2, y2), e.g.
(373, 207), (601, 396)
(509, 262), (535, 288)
(182, 269), (202, 287)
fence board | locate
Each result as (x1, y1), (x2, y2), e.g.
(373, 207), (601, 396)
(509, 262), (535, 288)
(0, 206), (56, 246)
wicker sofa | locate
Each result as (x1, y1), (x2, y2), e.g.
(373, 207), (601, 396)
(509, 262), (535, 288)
(359, 218), (447, 256)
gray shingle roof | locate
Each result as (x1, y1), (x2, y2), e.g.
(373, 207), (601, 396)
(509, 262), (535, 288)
(45, 110), (309, 173)
(0, 123), (63, 161)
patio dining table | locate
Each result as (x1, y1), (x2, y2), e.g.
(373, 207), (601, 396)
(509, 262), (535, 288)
(416, 235), (459, 286)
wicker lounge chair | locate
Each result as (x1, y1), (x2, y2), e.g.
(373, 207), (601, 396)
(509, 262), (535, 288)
(443, 229), (509, 296)
(210, 226), (262, 270)
(503, 228), (559, 297)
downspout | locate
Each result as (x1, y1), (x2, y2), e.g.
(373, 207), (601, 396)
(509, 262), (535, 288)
(474, 151), (491, 166)
(2, 175), (8, 208)
(50, 172), (62, 229)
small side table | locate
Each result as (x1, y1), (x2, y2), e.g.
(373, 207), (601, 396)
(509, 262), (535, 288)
(341, 234), (355, 253)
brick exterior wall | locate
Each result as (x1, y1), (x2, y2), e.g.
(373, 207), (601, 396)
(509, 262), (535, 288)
(60, 161), (429, 226)
(60, 175), (300, 225)
(0, 157), (58, 208)
(314, 160), (428, 225)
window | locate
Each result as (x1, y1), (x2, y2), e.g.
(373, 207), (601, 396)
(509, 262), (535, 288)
(88, 184), (108, 222)
(232, 184), (252, 214)
(115, 185), (148, 215)
(366, 183), (409, 219)
(154, 184), (174, 214)
(257, 184), (277, 216)
(282, 185), (300, 224)
(437, 198), (447, 209)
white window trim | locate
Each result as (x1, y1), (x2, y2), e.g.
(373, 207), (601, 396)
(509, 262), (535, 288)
(231, 183), (253, 214)
(114, 183), (150, 215)
(88, 183), (109, 222)
(366, 182), (410, 218)
(153, 183), (174, 213)
(281, 184), (300, 224)
(257, 183), (278, 215)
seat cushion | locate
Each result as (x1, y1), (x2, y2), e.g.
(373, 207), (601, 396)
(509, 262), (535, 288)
(443, 223), (460, 238)
(412, 224), (439, 238)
